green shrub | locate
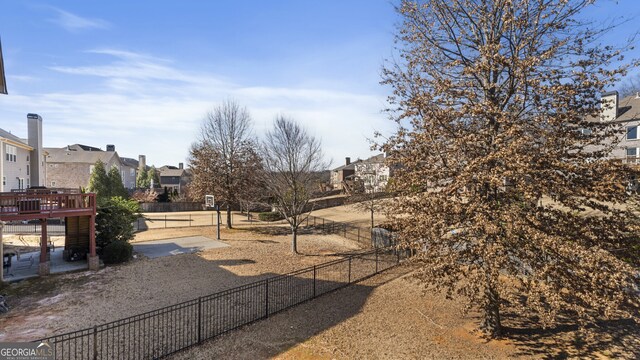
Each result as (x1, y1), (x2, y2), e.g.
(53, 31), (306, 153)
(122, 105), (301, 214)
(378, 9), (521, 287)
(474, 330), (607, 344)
(258, 211), (284, 222)
(96, 196), (140, 249)
(102, 240), (133, 264)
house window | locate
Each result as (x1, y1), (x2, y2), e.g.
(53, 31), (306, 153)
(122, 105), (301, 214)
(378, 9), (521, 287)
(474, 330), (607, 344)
(51, 181), (56, 187)
(130, 168), (135, 176)
(5, 145), (17, 162)
(26, 178), (30, 188)
(628, 126), (638, 140)
(18, 178), (24, 189)
(26, 155), (29, 161)
(2, 176), (5, 186)
(27, 164), (30, 175)
(626, 148), (640, 164)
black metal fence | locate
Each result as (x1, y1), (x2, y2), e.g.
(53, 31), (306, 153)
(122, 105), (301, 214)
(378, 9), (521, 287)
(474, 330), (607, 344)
(304, 214), (372, 247)
(2, 222), (65, 235)
(38, 248), (405, 359)
(133, 213), (219, 231)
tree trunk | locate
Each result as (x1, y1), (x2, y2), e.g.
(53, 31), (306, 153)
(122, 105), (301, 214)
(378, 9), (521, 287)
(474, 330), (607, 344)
(481, 274), (502, 338)
(226, 205), (232, 229)
(370, 208), (374, 229)
(291, 226), (298, 254)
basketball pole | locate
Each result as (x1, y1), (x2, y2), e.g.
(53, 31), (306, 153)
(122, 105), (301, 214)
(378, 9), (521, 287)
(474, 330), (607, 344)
(216, 204), (221, 240)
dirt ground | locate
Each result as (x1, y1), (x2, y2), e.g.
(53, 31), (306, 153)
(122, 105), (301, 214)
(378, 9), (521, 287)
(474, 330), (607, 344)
(1, 207), (638, 359)
(170, 263), (639, 360)
(0, 226), (362, 342)
(310, 203), (379, 227)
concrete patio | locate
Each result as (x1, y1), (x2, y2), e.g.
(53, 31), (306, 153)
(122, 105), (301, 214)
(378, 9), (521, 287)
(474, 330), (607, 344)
(2, 246), (89, 282)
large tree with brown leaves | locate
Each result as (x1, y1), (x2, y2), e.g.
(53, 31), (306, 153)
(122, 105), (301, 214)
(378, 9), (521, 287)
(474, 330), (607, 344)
(382, 0), (640, 337)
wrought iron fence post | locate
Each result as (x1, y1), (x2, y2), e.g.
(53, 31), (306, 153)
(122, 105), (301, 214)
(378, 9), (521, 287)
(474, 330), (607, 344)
(322, 218), (325, 232)
(358, 228), (360, 242)
(93, 326), (98, 360)
(397, 249), (400, 264)
(198, 297), (202, 344)
(313, 265), (317, 298)
(264, 279), (269, 318)
(348, 256), (352, 283)
(190, 214), (192, 227)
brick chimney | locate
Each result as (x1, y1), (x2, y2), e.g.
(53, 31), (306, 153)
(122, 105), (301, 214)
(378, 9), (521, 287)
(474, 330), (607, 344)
(106, 144), (115, 152)
(345, 157), (351, 166)
(179, 162), (184, 169)
(601, 91), (619, 121)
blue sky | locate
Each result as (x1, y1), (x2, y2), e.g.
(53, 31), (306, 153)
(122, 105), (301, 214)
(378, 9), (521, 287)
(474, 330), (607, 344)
(0, 1), (639, 168)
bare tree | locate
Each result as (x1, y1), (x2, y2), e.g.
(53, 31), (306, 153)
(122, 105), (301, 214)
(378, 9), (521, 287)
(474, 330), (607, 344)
(235, 146), (267, 220)
(189, 99), (261, 228)
(262, 116), (327, 253)
(619, 75), (640, 98)
(383, 0), (640, 338)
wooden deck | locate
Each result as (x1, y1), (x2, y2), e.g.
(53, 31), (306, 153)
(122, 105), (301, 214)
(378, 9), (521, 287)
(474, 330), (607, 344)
(1, 190), (98, 280)
(0, 191), (96, 221)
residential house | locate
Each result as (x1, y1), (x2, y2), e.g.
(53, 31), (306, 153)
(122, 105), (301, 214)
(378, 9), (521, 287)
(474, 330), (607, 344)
(596, 91), (640, 164)
(120, 156), (140, 190)
(0, 113), (46, 191)
(158, 163), (190, 195)
(330, 157), (361, 191)
(354, 154), (392, 193)
(44, 144), (125, 189)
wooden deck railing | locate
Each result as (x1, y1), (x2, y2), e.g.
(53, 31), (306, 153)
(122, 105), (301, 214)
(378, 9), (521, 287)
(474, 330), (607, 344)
(0, 191), (96, 220)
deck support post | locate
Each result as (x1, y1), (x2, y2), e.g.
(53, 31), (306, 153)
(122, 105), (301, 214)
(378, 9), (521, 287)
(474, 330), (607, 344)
(38, 218), (50, 276)
(88, 213), (99, 271)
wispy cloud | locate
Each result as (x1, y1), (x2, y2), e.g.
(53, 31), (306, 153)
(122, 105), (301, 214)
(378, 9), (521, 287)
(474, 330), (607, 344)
(50, 48), (224, 86)
(2, 48), (391, 166)
(48, 7), (110, 32)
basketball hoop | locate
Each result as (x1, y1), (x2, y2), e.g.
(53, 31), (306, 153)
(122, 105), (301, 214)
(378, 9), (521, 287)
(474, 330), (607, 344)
(205, 195), (215, 208)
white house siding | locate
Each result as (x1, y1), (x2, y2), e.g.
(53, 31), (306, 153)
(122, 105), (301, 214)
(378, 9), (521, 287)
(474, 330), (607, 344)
(2, 142), (32, 191)
(615, 119), (640, 164)
(354, 159), (390, 193)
